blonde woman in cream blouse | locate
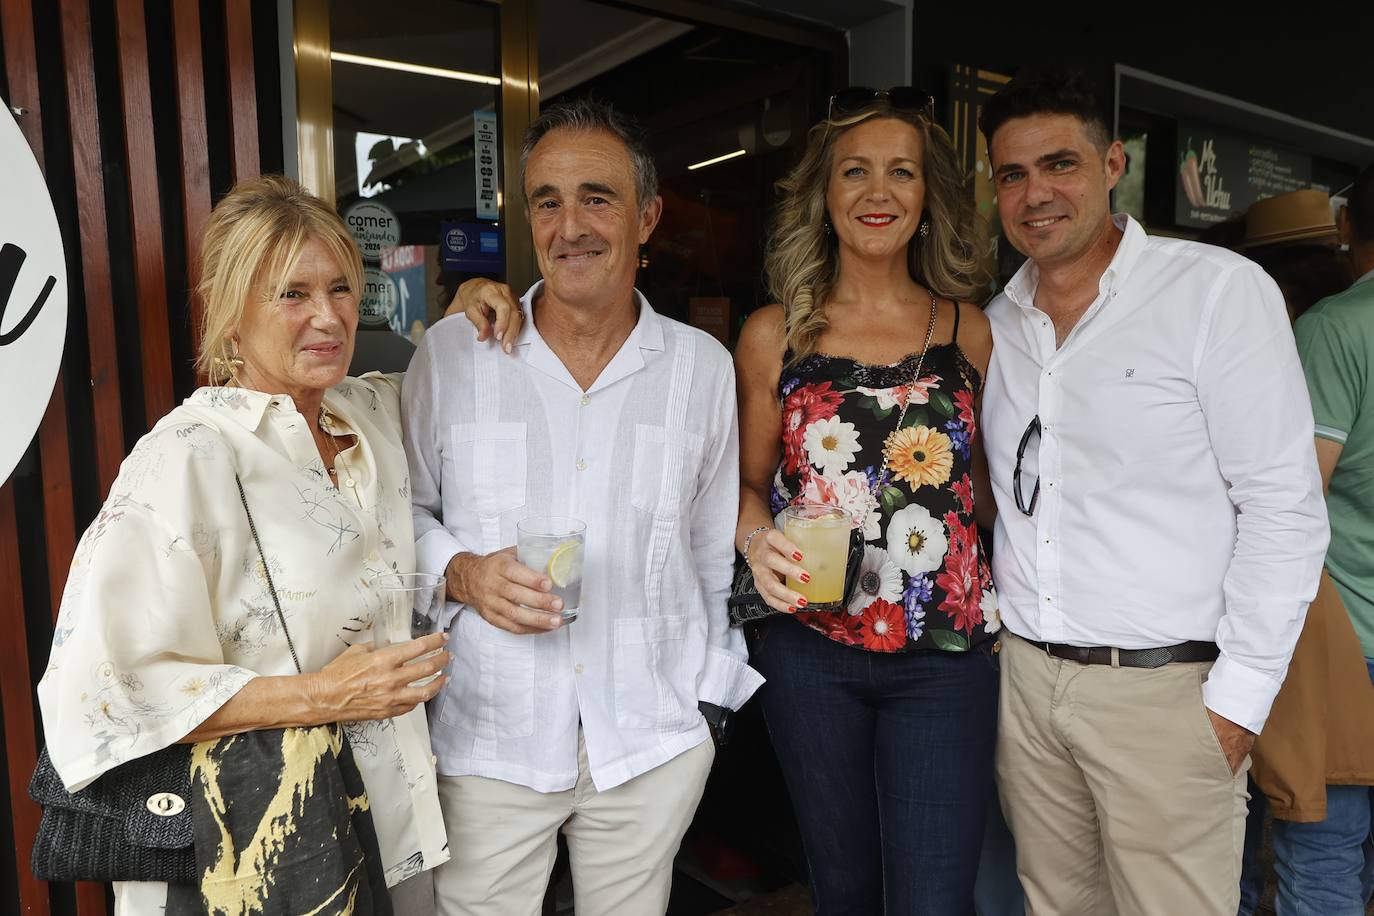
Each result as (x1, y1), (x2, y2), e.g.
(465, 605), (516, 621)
(36, 176), (450, 914)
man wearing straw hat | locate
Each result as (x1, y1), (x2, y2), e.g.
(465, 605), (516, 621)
(1264, 163), (1374, 914)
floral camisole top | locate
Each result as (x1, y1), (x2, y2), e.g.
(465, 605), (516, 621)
(770, 305), (1000, 653)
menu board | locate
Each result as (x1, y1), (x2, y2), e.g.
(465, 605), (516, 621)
(1175, 122), (1312, 227)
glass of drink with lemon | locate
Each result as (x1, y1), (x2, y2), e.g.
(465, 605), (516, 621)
(781, 504), (849, 608)
(517, 516), (586, 622)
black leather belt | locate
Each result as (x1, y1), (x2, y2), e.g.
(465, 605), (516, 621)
(1010, 630), (1219, 669)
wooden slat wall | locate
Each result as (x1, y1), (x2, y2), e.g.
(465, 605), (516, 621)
(172, 0), (211, 365)
(0, 0), (269, 911)
(223, 0), (259, 182)
(59, 0), (125, 496)
(0, 488), (47, 915)
(115, 0), (176, 427)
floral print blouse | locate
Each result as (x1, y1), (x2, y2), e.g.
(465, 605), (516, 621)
(770, 314), (1000, 653)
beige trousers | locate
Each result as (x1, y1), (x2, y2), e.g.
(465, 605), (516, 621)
(996, 633), (1250, 916)
(433, 735), (714, 916)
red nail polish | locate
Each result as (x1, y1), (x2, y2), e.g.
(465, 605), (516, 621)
(797, 597), (808, 607)
(787, 606), (796, 613)
(792, 551), (803, 562)
(799, 572), (811, 583)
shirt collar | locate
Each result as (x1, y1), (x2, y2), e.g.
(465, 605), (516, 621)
(1002, 213), (1147, 311)
(187, 385), (353, 433)
(513, 281), (663, 393)
(513, 281), (663, 351)
(187, 386), (277, 431)
(1356, 266), (1374, 287)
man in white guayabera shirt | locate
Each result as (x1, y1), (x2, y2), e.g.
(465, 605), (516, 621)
(403, 99), (763, 916)
(977, 70), (1329, 916)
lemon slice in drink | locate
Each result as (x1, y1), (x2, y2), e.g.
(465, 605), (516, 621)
(547, 541), (581, 588)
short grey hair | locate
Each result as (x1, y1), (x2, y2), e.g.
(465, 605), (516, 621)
(519, 98), (659, 213)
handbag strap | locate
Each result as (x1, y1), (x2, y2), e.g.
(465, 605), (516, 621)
(235, 475), (303, 675)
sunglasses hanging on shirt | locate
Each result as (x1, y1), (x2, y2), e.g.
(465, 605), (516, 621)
(1013, 415), (1042, 517)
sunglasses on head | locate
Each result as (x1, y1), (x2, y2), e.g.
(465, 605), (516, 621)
(828, 86), (936, 121)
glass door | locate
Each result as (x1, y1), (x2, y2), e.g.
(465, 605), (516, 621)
(290, 0), (532, 371)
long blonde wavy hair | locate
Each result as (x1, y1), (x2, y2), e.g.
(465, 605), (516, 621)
(195, 175), (363, 384)
(765, 102), (984, 361)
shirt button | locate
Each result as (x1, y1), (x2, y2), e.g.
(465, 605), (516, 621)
(575, 664), (584, 674)
(576, 458), (587, 471)
(1044, 596), (1053, 603)
(580, 395), (590, 407)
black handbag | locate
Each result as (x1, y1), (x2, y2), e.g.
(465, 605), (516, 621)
(727, 524), (865, 627)
(28, 744), (195, 883)
(28, 475), (297, 886)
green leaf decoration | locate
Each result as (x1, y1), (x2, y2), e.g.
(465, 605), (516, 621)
(898, 410), (929, 430)
(870, 402), (893, 421)
(879, 486), (907, 515)
(928, 390), (956, 418)
(930, 630), (970, 652)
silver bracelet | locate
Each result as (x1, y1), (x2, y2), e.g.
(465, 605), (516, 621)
(741, 525), (771, 568)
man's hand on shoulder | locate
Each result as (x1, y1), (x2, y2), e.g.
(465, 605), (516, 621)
(445, 549), (563, 635)
(1207, 708), (1256, 775)
(444, 278), (524, 353)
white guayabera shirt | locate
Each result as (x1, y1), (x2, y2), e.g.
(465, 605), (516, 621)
(405, 283), (764, 792)
(36, 377), (449, 897)
(983, 214), (1329, 733)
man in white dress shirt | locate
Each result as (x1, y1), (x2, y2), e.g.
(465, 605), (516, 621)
(978, 70), (1329, 915)
(403, 99), (763, 916)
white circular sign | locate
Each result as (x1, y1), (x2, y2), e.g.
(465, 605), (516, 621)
(445, 226), (470, 253)
(0, 107), (68, 487)
(359, 268), (398, 327)
(344, 199), (401, 263)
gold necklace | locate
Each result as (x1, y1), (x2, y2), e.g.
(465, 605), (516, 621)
(319, 409), (357, 492)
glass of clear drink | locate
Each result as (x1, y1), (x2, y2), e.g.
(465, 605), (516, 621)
(517, 516), (586, 623)
(372, 571), (446, 686)
(781, 504), (850, 608)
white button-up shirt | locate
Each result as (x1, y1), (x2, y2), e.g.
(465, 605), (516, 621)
(404, 283), (763, 792)
(983, 214), (1328, 732)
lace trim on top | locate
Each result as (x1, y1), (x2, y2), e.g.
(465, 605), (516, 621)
(788, 342), (981, 392)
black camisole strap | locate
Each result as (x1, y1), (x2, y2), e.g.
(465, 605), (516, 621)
(951, 298), (961, 344)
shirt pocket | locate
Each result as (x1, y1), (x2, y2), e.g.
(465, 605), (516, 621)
(612, 616), (694, 732)
(452, 422), (527, 517)
(439, 622), (536, 741)
(630, 424), (705, 518)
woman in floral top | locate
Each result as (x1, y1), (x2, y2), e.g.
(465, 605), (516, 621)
(735, 91), (1000, 913)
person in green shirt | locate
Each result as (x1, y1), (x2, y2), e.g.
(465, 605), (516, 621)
(1283, 161), (1374, 914)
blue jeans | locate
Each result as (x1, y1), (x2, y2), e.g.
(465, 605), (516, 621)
(1238, 781), (1267, 915)
(750, 617), (1000, 915)
(974, 785), (1025, 916)
(1265, 658), (1374, 916)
